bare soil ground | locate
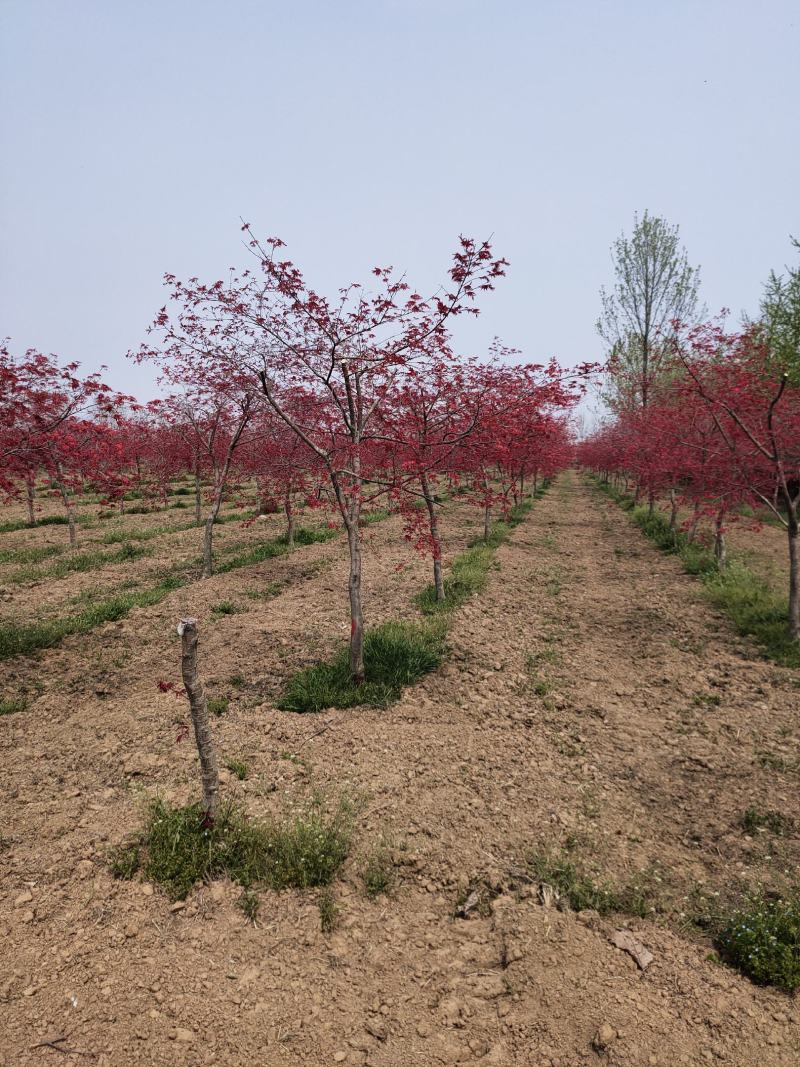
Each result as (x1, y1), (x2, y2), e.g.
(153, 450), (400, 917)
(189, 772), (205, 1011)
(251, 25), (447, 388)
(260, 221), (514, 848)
(1, 473), (798, 1066)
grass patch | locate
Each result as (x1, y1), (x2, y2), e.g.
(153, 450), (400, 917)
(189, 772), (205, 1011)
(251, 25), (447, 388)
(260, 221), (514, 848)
(238, 887), (260, 921)
(225, 757), (249, 780)
(318, 886), (339, 932)
(139, 795), (353, 900)
(0, 544), (64, 565)
(0, 513), (92, 534)
(0, 697), (27, 716)
(362, 842), (395, 898)
(109, 842), (141, 880)
(278, 619), (446, 712)
(717, 889), (800, 991)
(742, 806), (795, 836)
(526, 850), (652, 917)
(0, 574), (184, 659)
(6, 542), (149, 584)
(592, 478), (800, 668)
(208, 696), (230, 717)
(210, 600), (243, 617)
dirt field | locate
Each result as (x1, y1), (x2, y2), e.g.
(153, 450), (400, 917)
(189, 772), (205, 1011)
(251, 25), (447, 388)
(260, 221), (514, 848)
(1, 472), (798, 1066)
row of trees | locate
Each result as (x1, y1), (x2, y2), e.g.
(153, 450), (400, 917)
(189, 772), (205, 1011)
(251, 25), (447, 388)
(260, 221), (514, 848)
(584, 220), (799, 641)
(3, 232), (587, 681)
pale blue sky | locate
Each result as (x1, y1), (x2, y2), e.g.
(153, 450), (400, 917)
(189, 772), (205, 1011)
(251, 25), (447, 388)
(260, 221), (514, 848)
(2, 0), (798, 421)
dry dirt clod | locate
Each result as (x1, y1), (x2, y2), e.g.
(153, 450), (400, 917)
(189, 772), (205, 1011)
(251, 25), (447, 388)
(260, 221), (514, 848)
(609, 929), (654, 971)
(593, 1023), (617, 1052)
(14, 890), (33, 906)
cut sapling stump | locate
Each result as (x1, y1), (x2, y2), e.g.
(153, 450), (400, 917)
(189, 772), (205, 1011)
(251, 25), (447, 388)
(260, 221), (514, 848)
(177, 617), (220, 818)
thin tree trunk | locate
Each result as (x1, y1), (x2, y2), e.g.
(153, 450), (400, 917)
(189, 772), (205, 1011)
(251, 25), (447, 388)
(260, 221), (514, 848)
(201, 495), (224, 580)
(687, 504), (702, 544)
(25, 475), (37, 526)
(55, 467), (77, 547)
(421, 471), (444, 602)
(284, 489), (295, 547)
(345, 515), (365, 683)
(714, 509), (727, 570)
(177, 618), (219, 818)
(647, 490), (655, 517)
(668, 488), (679, 533)
(194, 471), (202, 526)
(484, 503), (492, 542)
(788, 511), (799, 641)
(118, 497), (125, 515)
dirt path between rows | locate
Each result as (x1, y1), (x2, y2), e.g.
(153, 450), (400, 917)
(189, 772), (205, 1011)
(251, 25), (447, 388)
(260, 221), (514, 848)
(2, 473), (798, 1066)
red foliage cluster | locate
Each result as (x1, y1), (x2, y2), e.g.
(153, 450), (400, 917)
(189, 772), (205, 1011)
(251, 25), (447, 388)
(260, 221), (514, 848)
(579, 322), (800, 638)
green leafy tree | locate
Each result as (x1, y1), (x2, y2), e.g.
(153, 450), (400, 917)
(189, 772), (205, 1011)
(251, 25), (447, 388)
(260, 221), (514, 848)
(759, 236), (800, 385)
(598, 211), (702, 410)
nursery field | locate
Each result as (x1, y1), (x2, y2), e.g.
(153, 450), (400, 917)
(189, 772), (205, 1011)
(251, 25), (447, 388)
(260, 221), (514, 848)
(1, 471), (798, 1066)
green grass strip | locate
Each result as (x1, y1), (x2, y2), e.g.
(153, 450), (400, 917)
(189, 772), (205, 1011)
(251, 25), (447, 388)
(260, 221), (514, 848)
(5, 543), (151, 585)
(592, 477), (800, 668)
(0, 574), (185, 659)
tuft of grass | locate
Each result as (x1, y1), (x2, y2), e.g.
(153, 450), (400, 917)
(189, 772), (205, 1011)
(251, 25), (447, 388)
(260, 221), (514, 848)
(0, 697), (27, 716)
(526, 850), (652, 917)
(717, 890), (800, 991)
(318, 886), (339, 932)
(0, 574), (184, 660)
(693, 692), (722, 707)
(210, 600), (242, 618)
(360, 509), (389, 527)
(742, 806), (795, 836)
(140, 795), (353, 900)
(228, 673), (246, 689)
(238, 888), (260, 922)
(207, 696), (229, 717)
(225, 757), (249, 781)
(109, 842), (141, 880)
(278, 619), (446, 713)
(362, 842), (395, 898)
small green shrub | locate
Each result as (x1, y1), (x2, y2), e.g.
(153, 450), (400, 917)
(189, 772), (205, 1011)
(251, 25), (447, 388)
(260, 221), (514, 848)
(228, 673), (246, 689)
(718, 890), (800, 991)
(141, 796), (353, 900)
(278, 620), (446, 712)
(207, 697), (229, 717)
